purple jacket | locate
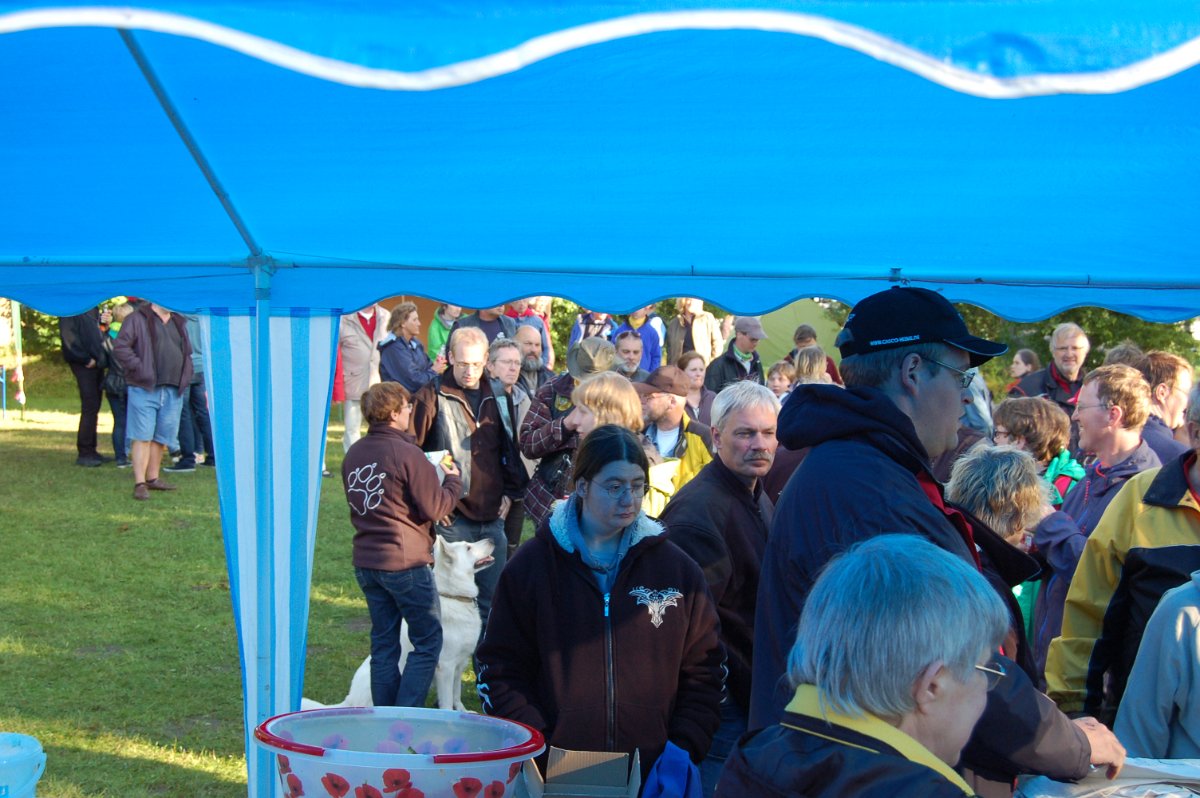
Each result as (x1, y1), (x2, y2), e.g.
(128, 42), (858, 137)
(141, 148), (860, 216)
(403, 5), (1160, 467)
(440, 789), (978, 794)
(112, 305), (194, 392)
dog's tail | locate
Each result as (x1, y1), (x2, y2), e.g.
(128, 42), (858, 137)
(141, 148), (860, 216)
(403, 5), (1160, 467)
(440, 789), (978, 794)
(300, 696), (331, 710)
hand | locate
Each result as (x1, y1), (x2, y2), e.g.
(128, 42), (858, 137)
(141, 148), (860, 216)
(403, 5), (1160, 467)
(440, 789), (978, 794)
(1073, 716), (1125, 779)
(433, 353), (447, 372)
(437, 514), (455, 527)
(499, 496), (512, 520)
(562, 407), (582, 432)
(85, 358), (97, 368)
(441, 459), (460, 478)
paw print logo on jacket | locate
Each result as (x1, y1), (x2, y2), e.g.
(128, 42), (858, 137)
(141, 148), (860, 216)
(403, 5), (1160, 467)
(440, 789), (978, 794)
(629, 586), (683, 628)
(346, 462), (387, 516)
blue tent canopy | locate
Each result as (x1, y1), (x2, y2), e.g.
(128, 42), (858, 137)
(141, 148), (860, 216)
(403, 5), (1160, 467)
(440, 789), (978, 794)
(3, 1), (1199, 319)
(2, 4), (1198, 795)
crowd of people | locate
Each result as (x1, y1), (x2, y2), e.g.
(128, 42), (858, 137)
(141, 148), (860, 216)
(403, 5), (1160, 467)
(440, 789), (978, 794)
(59, 298), (214, 500)
(59, 289), (1200, 796)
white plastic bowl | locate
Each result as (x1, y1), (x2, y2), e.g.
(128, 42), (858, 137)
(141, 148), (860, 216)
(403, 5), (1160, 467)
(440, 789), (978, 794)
(255, 706), (543, 798)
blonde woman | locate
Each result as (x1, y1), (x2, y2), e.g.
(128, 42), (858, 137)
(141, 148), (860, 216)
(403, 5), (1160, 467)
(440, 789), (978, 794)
(568, 372), (678, 516)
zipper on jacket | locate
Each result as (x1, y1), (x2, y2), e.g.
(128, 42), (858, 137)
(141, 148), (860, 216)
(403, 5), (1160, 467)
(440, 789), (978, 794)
(604, 591), (616, 750)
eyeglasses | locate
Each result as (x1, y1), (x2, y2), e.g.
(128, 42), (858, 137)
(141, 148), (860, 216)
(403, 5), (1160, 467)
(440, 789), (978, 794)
(1074, 403), (1111, 413)
(922, 355), (977, 390)
(592, 480), (647, 501)
(993, 428), (1010, 442)
(975, 658), (1007, 691)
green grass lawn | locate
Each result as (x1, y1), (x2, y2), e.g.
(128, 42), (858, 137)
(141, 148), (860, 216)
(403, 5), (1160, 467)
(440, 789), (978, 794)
(0, 356), (485, 796)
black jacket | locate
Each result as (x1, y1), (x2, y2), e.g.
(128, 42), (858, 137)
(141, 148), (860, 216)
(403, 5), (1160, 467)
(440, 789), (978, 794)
(750, 383), (1091, 783)
(717, 697), (977, 798)
(661, 457), (772, 715)
(704, 341), (764, 392)
(59, 309), (108, 367)
(476, 502), (724, 777)
(1009, 364), (1084, 454)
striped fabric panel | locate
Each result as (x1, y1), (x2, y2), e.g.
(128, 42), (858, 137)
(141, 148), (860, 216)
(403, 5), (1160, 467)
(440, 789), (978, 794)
(199, 310), (338, 797)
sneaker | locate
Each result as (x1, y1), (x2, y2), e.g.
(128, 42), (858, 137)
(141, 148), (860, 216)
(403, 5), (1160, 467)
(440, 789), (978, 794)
(133, 482), (150, 501)
(75, 455), (103, 467)
(145, 477), (178, 491)
(115, 458), (132, 469)
(163, 461), (196, 473)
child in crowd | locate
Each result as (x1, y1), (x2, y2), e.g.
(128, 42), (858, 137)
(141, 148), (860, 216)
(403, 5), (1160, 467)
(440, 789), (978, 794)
(767, 361), (794, 399)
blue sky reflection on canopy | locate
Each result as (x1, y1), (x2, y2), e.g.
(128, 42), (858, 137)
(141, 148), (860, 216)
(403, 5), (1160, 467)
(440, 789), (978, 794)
(2, 5), (1199, 796)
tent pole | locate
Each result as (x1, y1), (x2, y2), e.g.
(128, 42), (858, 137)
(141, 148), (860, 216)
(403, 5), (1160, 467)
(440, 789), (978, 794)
(119, 28), (263, 258)
(250, 263), (276, 798)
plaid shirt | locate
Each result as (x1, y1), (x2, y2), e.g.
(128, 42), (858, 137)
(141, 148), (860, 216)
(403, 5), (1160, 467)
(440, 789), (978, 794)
(520, 373), (578, 528)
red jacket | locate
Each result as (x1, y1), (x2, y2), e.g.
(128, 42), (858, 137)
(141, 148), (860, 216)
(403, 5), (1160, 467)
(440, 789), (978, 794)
(476, 501), (724, 777)
(343, 424), (462, 571)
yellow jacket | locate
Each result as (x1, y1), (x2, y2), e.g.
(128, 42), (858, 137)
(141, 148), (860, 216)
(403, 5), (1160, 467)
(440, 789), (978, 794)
(1046, 457), (1200, 714)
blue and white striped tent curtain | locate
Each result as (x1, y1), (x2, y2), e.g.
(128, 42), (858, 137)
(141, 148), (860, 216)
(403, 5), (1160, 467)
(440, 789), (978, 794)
(199, 310), (339, 798)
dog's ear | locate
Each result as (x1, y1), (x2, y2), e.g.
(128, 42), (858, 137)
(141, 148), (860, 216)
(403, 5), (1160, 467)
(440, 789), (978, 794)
(435, 535), (446, 554)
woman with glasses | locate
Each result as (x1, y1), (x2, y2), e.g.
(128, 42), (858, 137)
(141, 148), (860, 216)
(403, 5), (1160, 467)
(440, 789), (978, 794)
(718, 535), (1010, 797)
(476, 424), (724, 780)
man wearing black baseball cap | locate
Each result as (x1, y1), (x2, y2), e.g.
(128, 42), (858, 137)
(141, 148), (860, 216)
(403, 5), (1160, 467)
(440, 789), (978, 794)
(750, 287), (1126, 784)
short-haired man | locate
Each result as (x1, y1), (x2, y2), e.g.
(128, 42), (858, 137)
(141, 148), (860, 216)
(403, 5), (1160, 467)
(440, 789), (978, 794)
(1047, 383), (1200, 724)
(1138, 351), (1193, 463)
(612, 330), (651, 382)
(112, 302), (194, 501)
(519, 337), (616, 529)
(660, 381), (780, 794)
(611, 306), (663, 372)
(487, 338), (533, 558)
(1010, 322), (1091, 454)
(634, 366), (713, 491)
(411, 326), (523, 635)
(59, 305), (115, 466)
(704, 317), (766, 392)
(750, 287), (1123, 783)
(1060, 365), (1160, 541)
(513, 324), (553, 395)
(340, 302), (391, 452)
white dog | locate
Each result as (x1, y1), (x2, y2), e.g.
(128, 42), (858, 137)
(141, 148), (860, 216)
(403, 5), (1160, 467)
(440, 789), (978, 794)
(303, 536), (495, 711)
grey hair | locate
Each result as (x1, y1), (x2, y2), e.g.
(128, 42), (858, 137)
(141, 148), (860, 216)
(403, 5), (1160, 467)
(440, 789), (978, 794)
(788, 534), (1007, 720)
(1188, 381), (1200, 426)
(1051, 322), (1088, 348)
(710, 381), (781, 431)
(487, 336), (520, 362)
(839, 342), (947, 389)
(946, 444), (1049, 539)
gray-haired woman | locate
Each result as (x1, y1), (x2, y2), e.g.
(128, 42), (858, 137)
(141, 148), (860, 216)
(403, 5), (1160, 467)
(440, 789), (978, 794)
(717, 535), (1009, 797)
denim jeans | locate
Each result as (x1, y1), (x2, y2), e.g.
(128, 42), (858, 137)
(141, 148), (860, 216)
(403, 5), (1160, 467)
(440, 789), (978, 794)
(177, 381), (214, 465)
(106, 390), (127, 460)
(436, 515), (507, 636)
(699, 699), (747, 796)
(355, 565), (443, 707)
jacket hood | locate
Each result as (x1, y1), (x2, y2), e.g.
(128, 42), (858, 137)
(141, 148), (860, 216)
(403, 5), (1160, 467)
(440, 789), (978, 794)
(778, 384), (931, 472)
(546, 494), (664, 553)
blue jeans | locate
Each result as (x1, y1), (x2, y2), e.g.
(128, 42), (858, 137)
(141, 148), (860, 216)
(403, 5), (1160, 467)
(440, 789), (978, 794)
(355, 565), (443, 707)
(700, 699), (747, 796)
(177, 381), (214, 466)
(106, 390), (127, 460)
(436, 515), (506, 636)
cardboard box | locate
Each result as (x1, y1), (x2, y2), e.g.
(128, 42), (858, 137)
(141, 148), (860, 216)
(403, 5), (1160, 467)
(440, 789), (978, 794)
(513, 747), (641, 798)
